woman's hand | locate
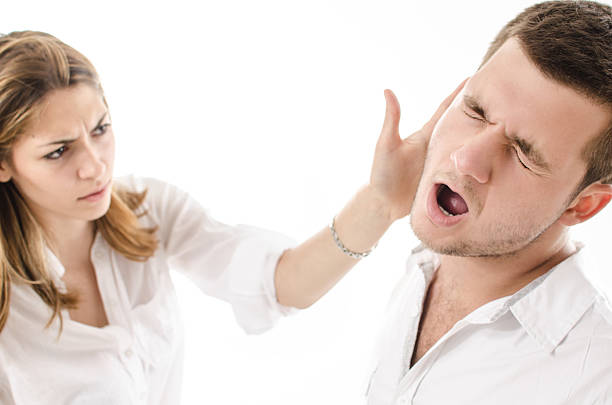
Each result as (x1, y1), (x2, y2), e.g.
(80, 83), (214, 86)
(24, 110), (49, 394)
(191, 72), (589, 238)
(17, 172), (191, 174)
(275, 80), (467, 309)
(368, 80), (467, 221)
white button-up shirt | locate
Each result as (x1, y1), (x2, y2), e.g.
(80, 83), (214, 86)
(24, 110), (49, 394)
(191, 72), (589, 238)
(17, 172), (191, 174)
(367, 244), (612, 405)
(0, 176), (295, 405)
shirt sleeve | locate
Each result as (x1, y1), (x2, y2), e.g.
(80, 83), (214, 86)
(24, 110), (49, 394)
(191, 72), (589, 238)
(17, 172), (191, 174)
(118, 176), (297, 334)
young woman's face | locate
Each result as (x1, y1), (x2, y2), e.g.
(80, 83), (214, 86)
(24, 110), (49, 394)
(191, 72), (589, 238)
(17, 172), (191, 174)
(0, 84), (114, 230)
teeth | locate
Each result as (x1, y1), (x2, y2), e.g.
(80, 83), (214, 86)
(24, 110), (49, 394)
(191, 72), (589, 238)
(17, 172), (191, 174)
(438, 203), (455, 216)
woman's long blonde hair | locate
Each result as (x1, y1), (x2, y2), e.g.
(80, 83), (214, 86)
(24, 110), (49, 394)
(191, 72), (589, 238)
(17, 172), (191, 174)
(0, 31), (158, 333)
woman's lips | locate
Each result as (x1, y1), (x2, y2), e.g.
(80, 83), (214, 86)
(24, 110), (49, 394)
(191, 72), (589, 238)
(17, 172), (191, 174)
(426, 183), (469, 227)
(79, 181), (110, 202)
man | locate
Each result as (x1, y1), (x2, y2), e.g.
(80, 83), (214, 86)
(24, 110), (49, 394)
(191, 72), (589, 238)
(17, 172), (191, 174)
(365, 1), (612, 404)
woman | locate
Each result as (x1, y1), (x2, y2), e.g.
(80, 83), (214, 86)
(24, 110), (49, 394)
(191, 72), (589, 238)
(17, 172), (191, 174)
(0, 31), (461, 404)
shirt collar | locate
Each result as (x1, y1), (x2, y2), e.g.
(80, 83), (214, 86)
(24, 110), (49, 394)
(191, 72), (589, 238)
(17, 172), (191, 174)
(45, 245), (65, 278)
(509, 244), (598, 353)
(408, 244), (439, 286)
(409, 243), (600, 354)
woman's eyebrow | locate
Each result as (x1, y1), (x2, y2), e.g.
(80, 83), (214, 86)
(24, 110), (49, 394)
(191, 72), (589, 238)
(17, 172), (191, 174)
(38, 112), (108, 147)
(39, 138), (77, 147)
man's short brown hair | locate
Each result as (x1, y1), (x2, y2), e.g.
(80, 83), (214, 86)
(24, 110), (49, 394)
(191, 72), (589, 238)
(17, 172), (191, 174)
(481, 0), (612, 194)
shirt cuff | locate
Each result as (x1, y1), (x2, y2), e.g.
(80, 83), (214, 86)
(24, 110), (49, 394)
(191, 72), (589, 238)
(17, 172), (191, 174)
(227, 225), (298, 334)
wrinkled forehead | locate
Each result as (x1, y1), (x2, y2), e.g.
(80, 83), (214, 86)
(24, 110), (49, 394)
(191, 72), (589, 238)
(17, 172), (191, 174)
(20, 84), (107, 141)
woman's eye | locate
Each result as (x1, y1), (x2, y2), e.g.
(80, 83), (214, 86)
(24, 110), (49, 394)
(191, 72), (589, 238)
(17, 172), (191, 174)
(45, 146), (67, 160)
(93, 123), (111, 136)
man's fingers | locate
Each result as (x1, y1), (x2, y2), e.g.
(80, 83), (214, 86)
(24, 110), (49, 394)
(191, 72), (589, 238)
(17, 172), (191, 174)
(380, 89), (401, 145)
(422, 77), (469, 133)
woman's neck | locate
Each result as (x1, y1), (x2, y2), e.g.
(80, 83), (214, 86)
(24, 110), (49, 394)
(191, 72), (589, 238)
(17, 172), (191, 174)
(44, 219), (97, 266)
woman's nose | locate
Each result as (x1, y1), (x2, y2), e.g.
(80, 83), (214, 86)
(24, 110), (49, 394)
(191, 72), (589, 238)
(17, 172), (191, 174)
(77, 143), (105, 181)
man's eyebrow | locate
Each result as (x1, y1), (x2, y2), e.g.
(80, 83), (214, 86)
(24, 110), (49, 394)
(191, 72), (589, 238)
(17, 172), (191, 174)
(39, 112), (108, 147)
(463, 95), (489, 121)
(463, 94), (551, 173)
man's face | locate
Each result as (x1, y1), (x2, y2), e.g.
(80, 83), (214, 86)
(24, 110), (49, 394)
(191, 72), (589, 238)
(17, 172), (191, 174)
(410, 38), (611, 257)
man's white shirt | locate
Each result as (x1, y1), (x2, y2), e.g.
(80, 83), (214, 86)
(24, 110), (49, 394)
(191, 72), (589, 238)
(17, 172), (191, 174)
(367, 244), (612, 405)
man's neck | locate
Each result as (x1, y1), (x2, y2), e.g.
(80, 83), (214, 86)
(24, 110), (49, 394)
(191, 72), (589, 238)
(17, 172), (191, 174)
(434, 229), (577, 312)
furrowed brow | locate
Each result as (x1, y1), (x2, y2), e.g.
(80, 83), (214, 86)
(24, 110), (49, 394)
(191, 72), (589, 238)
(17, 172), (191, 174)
(38, 112), (108, 148)
(464, 94), (552, 173)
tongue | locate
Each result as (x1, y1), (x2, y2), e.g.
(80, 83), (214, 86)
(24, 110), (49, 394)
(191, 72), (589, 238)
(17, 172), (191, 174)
(438, 185), (468, 215)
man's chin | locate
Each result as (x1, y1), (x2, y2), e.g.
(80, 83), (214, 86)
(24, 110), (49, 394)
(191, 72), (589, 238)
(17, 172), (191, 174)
(410, 215), (516, 258)
(410, 226), (471, 257)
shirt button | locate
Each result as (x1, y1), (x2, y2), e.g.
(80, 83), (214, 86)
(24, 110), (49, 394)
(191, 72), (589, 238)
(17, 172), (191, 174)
(125, 349), (133, 358)
(95, 250), (105, 260)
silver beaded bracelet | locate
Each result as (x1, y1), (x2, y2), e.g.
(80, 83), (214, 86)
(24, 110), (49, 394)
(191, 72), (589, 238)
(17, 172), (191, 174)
(329, 217), (377, 259)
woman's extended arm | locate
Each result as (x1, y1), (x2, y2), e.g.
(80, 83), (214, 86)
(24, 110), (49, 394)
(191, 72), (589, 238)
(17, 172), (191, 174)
(275, 83), (465, 309)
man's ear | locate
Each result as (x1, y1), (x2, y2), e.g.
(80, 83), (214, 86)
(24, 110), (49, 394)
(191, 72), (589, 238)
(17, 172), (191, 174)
(0, 160), (12, 183)
(559, 183), (612, 226)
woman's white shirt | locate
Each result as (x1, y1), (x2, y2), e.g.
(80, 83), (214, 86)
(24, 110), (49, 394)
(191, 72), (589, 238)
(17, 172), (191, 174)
(0, 176), (295, 405)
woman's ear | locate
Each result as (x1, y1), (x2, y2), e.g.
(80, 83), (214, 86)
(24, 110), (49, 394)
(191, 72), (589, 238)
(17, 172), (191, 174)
(559, 183), (612, 226)
(0, 161), (12, 183)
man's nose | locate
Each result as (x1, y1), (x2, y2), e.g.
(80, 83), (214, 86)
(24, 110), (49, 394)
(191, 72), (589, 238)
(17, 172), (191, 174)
(450, 126), (502, 184)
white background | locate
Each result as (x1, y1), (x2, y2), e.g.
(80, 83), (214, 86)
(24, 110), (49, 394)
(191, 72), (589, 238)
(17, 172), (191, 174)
(3, 1), (611, 404)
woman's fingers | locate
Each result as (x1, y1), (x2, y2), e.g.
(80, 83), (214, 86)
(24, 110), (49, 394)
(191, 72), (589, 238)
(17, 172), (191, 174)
(421, 77), (468, 135)
(378, 89), (401, 149)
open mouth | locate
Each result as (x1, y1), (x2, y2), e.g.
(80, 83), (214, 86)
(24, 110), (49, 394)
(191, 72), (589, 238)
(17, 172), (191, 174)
(436, 184), (469, 216)
(426, 182), (470, 227)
